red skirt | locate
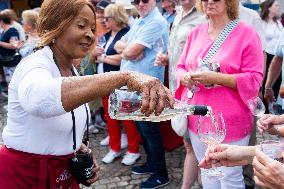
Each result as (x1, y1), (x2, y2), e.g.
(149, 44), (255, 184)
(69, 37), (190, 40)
(0, 145), (80, 189)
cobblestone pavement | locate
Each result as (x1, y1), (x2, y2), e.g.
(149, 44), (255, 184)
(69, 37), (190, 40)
(0, 97), (277, 189)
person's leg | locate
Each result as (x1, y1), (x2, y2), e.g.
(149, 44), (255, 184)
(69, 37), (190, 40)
(131, 121), (154, 174)
(139, 121), (167, 177)
(181, 133), (199, 189)
(221, 135), (250, 189)
(123, 120), (140, 153)
(243, 117), (257, 189)
(189, 131), (220, 189)
(121, 120), (141, 165)
(102, 96), (121, 152)
(136, 121), (169, 188)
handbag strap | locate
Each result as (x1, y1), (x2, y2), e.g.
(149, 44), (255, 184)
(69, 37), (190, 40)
(52, 54), (90, 152)
(71, 104), (89, 151)
(202, 19), (239, 65)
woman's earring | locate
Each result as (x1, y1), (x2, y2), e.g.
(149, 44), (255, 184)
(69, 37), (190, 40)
(52, 39), (56, 44)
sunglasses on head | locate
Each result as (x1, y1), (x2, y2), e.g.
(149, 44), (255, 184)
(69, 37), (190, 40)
(201, 0), (221, 2)
(133, 0), (149, 5)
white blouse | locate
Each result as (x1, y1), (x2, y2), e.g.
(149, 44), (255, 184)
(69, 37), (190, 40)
(262, 20), (283, 55)
(2, 46), (88, 155)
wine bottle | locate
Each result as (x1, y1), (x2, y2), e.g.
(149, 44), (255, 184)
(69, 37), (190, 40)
(108, 89), (212, 122)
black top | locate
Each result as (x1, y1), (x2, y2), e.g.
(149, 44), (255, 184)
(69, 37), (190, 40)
(102, 27), (129, 73)
(0, 27), (19, 57)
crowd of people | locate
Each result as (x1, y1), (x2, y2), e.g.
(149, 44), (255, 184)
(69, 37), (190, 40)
(0, 0), (284, 188)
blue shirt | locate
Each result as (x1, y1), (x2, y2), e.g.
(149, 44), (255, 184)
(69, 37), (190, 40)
(120, 7), (169, 82)
(275, 31), (284, 58)
(162, 11), (175, 28)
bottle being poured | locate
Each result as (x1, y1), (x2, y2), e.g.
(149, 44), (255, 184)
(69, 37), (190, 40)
(108, 89), (212, 122)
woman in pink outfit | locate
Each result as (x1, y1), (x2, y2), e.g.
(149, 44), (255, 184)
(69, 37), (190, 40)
(175, 0), (263, 188)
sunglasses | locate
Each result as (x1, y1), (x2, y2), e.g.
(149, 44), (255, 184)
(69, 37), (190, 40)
(201, 0), (221, 2)
(104, 17), (112, 22)
(133, 0), (149, 5)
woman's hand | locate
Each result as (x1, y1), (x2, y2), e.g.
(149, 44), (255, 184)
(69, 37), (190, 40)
(126, 71), (175, 116)
(96, 55), (105, 63)
(253, 149), (284, 189)
(264, 88), (275, 104)
(180, 73), (196, 89)
(84, 151), (100, 186)
(257, 114), (279, 133)
(155, 53), (169, 66)
(190, 71), (218, 86)
(91, 46), (104, 58)
(199, 144), (255, 169)
(79, 143), (100, 186)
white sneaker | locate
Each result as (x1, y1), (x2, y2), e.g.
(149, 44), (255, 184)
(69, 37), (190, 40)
(89, 124), (99, 134)
(100, 136), (109, 146)
(121, 152), (140, 166)
(121, 133), (128, 149)
(102, 150), (121, 164)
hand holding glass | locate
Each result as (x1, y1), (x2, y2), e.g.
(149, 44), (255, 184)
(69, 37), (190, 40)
(248, 97), (266, 139)
(97, 36), (106, 63)
(10, 36), (20, 49)
(198, 111), (226, 180)
(153, 38), (165, 66)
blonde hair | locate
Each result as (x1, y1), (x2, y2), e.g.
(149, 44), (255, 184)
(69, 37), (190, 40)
(196, 0), (239, 20)
(104, 4), (129, 28)
(37, 0), (96, 47)
(22, 10), (39, 30)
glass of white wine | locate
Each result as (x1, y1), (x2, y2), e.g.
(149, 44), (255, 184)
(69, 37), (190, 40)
(198, 110), (226, 180)
(247, 97), (265, 139)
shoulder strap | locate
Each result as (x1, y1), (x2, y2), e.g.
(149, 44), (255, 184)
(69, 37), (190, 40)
(52, 54), (90, 152)
(202, 19), (239, 65)
(71, 105), (89, 151)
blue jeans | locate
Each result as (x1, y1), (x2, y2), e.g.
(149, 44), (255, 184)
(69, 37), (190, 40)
(135, 121), (168, 178)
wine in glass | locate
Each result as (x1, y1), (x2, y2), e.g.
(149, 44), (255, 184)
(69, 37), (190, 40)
(198, 110), (226, 180)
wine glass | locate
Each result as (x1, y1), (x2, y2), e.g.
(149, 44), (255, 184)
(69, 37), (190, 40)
(97, 36), (106, 48)
(247, 97), (265, 118)
(10, 36), (20, 50)
(248, 97), (266, 139)
(96, 36), (106, 74)
(186, 59), (207, 98)
(260, 140), (283, 162)
(153, 38), (165, 66)
(198, 110), (226, 180)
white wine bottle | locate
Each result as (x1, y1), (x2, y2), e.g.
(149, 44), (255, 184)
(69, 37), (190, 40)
(108, 89), (212, 122)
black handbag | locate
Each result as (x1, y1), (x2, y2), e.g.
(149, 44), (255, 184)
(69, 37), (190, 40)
(0, 53), (21, 67)
(69, 105), (95, 184)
